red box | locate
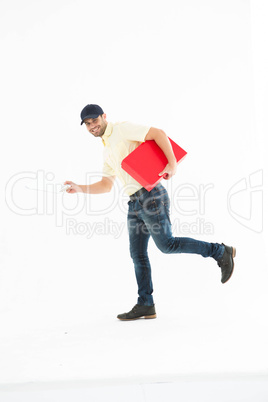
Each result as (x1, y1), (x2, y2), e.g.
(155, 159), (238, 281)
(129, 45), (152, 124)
(121, 137), (187, 191)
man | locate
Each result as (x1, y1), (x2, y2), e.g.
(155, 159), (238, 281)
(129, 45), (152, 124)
(65, 104), (236, 321)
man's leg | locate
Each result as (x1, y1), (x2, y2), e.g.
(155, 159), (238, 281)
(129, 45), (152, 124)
(139, 185), (223, 258)
(117, 202), (157, 321)
(139, 185), (235, 283)
(127, 211), (153, 306)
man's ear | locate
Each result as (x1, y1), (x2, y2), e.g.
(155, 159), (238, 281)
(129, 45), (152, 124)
(102, 113), (107, 120)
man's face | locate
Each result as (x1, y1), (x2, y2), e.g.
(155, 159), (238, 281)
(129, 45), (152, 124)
(84, 114), (108, 138)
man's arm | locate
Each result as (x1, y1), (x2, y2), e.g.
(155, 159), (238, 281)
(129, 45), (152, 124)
(64, 176), (116, 194)
(145, 127), (177, 179)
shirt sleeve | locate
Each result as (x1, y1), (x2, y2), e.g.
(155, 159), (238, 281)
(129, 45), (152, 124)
(102, 160), (116, 177)
(120, 121), (150, 143)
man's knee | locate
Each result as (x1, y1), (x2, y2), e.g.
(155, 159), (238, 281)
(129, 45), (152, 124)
(155, 237), (177, 254)
(130, 249), (149, 262)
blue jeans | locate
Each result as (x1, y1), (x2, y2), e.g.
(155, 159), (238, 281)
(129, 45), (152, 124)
(127, 184), (224, 306)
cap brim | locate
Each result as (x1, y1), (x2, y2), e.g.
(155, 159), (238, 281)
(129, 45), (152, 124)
(80, 114), (100, 125)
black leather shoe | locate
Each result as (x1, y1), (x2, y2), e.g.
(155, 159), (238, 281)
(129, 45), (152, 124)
(117, 304), (157, 321)
(217, 243), (236, 283)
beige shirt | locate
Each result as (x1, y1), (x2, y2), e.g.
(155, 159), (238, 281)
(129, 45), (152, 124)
(102, 121), (150, 196)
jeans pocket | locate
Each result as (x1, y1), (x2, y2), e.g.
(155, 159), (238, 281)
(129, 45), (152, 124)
(138, 194), (157, 217)
(160, 195), (171, 224)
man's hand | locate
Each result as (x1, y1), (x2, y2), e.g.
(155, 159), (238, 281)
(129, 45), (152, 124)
(64, 181), (82, 193)
(159, 162), (177, 180)
(64, 176), (116, 194)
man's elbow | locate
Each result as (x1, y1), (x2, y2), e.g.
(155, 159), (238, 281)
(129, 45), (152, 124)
(102, 177), (115, 193)
(145, 127), (166, 141)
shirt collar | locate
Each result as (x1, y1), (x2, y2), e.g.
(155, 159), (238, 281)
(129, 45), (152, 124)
(101, 122), (113, 146)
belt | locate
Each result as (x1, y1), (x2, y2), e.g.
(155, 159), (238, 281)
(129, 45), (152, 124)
(129, 187), (147, 201)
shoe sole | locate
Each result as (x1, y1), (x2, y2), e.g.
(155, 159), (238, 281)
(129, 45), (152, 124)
(222, 246), (236, 284)
(117, 314), (157, 321)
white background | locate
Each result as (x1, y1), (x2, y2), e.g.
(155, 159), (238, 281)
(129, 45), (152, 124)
(0, 0), (267, 392)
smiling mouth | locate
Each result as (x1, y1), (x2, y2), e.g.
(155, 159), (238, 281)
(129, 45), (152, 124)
(91, 126), (100, 134)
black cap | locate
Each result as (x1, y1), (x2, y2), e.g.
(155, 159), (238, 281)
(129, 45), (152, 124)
(80, 104), (104, 125)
